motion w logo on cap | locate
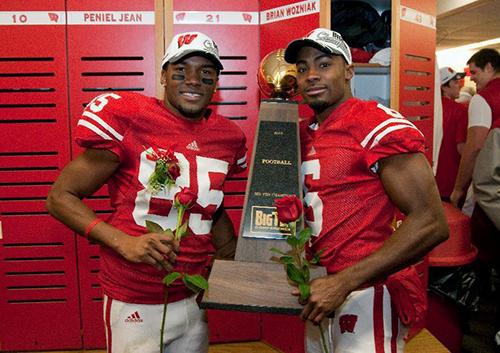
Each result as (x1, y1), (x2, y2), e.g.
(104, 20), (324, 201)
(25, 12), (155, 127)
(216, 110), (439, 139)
(177, 34), (198, 48)
(161, 31), (224, 70)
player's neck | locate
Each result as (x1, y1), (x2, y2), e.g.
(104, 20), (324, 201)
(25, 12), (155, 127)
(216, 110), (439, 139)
(162, 100), (208, 122)
(315, 91), (353, 125)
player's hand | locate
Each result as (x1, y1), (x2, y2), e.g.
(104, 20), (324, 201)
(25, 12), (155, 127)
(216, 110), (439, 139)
(294, 273), (352, 325)
(117, 232), (179, 271)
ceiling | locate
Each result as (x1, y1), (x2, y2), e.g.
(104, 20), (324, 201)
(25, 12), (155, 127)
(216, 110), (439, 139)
(436, 0), (500, 51)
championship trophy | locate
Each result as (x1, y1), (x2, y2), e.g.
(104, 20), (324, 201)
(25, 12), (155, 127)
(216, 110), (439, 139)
(201, 49), (324, 314)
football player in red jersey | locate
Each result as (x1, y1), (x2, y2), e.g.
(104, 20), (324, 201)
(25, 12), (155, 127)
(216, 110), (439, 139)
(285, 29), (448, 352)
(435, 67), (467, 201)
(46, 32), (247, 353)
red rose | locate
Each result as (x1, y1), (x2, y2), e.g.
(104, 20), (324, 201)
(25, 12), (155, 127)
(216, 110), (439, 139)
(168, 163), (181, 180)
(169, 153), (179, 165)
(146, 147), (177, 162)
(162, 148), (176, 162)
(274, 195), (303, 223)
(175, 187), (197, 208)
(146, 147), (161, 161)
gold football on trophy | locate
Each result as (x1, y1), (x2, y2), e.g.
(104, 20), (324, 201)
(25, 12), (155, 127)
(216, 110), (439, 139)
(257, 49), (298, 99)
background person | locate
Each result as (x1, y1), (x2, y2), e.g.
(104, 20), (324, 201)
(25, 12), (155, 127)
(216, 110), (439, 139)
(451, 48), (500, 208)
(435, 67), (467, 201)
(450, 48), (500, 267)
(456, 85), (476, 106)
(451, 48), (500, 350)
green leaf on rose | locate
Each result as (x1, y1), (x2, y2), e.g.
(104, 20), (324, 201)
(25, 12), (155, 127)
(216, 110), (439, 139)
(146, 220), (164, 233)
(163, 272), (182, 286)
(177, 221), (189, 239)
(279, 255), (295, 265)
(298, 282), (311, 301)
(310, 249), (324, 265)
(310, 252), (322, 265)
(183, 274), (209, 293)
(286, 235), (300, 247)
(302, 264), (311, 282)
(298, 228), (312, 247)
(270, 247), (287, 256)
(163, 228), (174, 237)
(286, 263), (305, 284)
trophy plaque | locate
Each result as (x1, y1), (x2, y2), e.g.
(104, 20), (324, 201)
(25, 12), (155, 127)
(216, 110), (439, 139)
(201, 49), (325, 314)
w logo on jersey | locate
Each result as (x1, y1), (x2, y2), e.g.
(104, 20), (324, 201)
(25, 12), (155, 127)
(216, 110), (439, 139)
(178, 34), (198, 48)
(339, 314), (358, 334)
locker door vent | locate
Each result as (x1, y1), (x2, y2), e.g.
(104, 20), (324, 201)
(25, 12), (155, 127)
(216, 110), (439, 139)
(211, 55), (249, 122)
(0, 152), (60, 215)
(2, 241), (69, 304)
(79, 56), (146, 93)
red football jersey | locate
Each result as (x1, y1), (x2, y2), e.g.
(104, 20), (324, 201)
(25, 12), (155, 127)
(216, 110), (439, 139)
(300, 98), (425, 275)
(435, 97), (467, 198)
(478, 77), (500, 129)
(76, 92), (247, 304)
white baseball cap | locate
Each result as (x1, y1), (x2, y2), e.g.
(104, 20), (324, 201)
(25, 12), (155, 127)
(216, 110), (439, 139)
(439, 67), (465, 85)
(161, 32), (223, 71)
(284, 28), (352, 65)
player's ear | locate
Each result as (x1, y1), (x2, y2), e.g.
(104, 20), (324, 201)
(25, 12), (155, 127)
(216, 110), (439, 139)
(485, 62), (494, 74)
(160, 69), (167, 86)
(345, 64), (354, 81)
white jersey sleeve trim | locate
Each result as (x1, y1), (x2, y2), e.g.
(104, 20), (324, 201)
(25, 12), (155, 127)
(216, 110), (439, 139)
(237, 155), (247, 165)
(361, 118), (417, 148)
(82, 110), (124, 141)
(468, 94), (492, 128)
(309, 122), (319, 131)
(77, 120), (113, 140)
(369, 124), (420, 149)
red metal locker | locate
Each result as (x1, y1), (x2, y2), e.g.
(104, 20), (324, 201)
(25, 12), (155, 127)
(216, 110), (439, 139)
(65, 0), (156, 348)
(172, 1), (260, 152)
(398, 1), (436, 163)
(0, 1), (81, 350)
(260, 0), (321, 58)
(261, 314), (305, 353)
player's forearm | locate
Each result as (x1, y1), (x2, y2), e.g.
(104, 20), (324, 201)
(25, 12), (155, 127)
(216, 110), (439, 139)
(46, 187), (98, 236)
(211, 208), (237, 259)
(214, 237), (236, 259)
(46, 188), (131, 254)
(338, 210), (448, 291)
(453, 143), (480, 193)
(454, 126), (489, 193)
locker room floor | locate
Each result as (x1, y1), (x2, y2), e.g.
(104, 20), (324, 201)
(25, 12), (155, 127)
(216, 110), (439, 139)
(26, 329), (450, 353)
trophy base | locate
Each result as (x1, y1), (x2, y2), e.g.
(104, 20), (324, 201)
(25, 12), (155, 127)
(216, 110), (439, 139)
(200, 259), (326, 315)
